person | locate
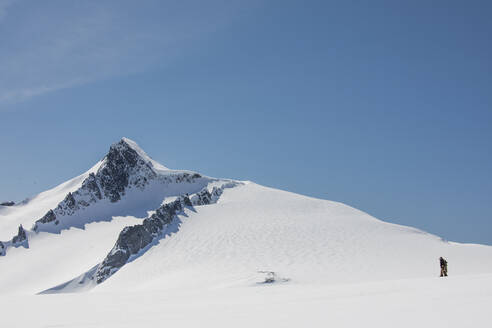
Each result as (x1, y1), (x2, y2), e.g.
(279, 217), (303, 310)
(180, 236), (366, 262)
(439, 257), (448, 277)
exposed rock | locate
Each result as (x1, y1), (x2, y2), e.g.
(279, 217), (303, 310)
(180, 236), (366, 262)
(0, 201), (15, 206)
(0, 225), (29, 256)
(193, 189), (212, 205)
(95, 198), (185, 283)
(98, 139), (157, 202)
(65, 192), (76, 209)
(81, 173), (102, 201)
(12, 225), (27, 245)
(34, 209), (57, 230)
(183, 195), (193, 207)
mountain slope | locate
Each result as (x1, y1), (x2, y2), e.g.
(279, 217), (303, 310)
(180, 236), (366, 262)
(1, 138), (491, 296)
(96, 182), (492, 293)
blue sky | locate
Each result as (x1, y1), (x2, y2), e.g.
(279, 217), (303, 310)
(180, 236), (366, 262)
(1, 0), (491, 244)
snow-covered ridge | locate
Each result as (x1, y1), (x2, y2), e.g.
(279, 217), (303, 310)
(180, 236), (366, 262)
(0, 138), (220, 256)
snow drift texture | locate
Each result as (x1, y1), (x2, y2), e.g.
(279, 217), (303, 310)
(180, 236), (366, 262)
(1, 138), (492, 295)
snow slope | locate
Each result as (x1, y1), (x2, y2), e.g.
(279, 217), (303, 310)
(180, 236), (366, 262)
(1, 180), (491, 294)
(95, 182), (492, 293)
(1, 137), (492, 327)
(0, 161), (101, 241)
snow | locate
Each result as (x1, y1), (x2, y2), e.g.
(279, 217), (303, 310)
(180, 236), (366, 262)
(1, 139), (492, 327)
(31, 177), (212, 234)
(121, 137), (169, 172)
(94, 183), (492, 293)
(0, 161), (100, 240)
(0, 216), (139, 294)
(1, 182), (491, 295)
(1, 274), (491, 327)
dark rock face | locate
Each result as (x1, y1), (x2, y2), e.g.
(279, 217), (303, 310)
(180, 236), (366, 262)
(183, 195), (193, 207)
(0, 241), (5, 256)
(0, 201), (15, 206)
(65, 192), (76, 209)
(81, 173), (102, 202)
(194, 189), (212, 205)
(12, 225), (27, 245)
(99, 140), (150, 202)
(37, 210), (57, 225)
(95, 225), (155, 281)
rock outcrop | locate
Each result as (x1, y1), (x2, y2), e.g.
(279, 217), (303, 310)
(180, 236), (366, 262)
(0, 201), (15, 206)
(11, 225), (27, 245)
(37, 209), (57, 225)
(94, 199), (183, 283)
(0, 225), (29, 256)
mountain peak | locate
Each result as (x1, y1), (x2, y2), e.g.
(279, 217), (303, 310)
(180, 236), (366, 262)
(119, 137), (143, 152)
(109, 137), (169, 171)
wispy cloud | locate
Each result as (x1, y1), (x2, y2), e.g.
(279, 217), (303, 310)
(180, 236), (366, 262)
(0, 0), (246, 106)
(0, 0), (17, 20)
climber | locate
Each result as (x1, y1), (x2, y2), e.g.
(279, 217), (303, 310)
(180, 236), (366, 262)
(439, 257), (448, 277)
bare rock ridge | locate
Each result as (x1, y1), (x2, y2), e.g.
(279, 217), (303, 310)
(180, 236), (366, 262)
(0, 201), (15, 207)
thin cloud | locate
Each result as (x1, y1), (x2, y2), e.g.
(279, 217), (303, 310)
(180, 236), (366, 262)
(0, 0), (17, 20)
(0, 0), (247, 106)
(0, 79), (88, 103)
